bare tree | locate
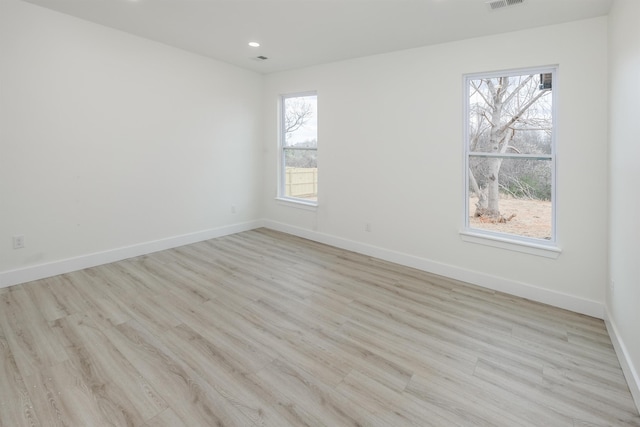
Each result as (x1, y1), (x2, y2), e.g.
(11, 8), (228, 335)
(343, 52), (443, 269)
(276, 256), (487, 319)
(469, 74), (551, 220)
(284, 97), (313, 140)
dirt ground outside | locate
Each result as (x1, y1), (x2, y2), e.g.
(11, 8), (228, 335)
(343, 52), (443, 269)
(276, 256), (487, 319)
(469, 197), (552, 240)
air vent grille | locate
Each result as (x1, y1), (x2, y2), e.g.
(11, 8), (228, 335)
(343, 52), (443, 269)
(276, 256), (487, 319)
(487, 0), (524, 10)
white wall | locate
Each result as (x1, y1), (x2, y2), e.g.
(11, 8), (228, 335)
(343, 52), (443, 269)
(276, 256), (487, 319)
(608, 0), (640, 407)
(0, 0), (263, 285)
(0, 2), (612, 320)
(263, 18), (609, 318)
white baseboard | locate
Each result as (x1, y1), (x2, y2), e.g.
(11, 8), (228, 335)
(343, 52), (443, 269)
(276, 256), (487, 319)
(1, 219), (604, 320)
(262, 220), (604, 319)
(0, 220), (262, 289)
(605, 309), (640, 413)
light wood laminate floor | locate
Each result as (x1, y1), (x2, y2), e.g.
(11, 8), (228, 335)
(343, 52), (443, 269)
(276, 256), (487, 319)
(1, 228), (639, 426)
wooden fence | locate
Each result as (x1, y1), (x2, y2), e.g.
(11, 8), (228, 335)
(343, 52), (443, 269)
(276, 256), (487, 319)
(285, 167), (318, 200)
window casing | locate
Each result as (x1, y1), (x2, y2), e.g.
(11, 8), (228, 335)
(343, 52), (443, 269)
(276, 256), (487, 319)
(463, 67), (557, 250)
(279, 92), (318, 205)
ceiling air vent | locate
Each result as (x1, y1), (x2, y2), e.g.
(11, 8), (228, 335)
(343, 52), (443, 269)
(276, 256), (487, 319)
(486, 0), (524, 10)
(253, 55), (268, 61)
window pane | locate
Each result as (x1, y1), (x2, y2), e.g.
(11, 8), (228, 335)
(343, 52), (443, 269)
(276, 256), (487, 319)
(468, 158), (552, 240)
(283, 95), (317, 148)
(466, 67), (556, 243)
(469, 74), (552, 155)
(284, 149), (317, 201)
(284, 148), (317, 168)
(281, 93), (318, 203)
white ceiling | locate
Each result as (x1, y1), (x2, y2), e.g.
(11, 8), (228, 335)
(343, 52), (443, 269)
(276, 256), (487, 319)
(21, 0), (613, 74)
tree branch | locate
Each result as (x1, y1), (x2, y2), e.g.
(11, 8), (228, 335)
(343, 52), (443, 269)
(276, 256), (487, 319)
(471, 80), (492, 108)
(502, 75), (535, 107)
(499, 89), (549, 134)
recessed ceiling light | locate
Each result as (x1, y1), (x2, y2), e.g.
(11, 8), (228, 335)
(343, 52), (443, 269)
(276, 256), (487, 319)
(248, 42), (260, 48)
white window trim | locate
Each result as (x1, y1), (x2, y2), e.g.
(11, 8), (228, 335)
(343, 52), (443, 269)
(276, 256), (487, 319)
(275, 197), (318, 211)
(278, 91), (318, 207)
(461, 65), (560, 255)
(460, 230), (561, 259)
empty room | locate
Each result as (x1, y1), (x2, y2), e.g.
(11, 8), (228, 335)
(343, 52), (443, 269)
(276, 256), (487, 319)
(1, 0), (639, 425)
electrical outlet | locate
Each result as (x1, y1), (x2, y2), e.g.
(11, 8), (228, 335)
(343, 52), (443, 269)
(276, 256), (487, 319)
(610, 280), (615, 293)
(231, 205), (237, 214)
(13, 235), (25, 249)
(365, 223), (372, 232)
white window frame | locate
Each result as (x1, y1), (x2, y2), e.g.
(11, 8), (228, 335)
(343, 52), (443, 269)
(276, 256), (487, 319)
(461, 66), (560, 258)
(277, 91), (318, 207)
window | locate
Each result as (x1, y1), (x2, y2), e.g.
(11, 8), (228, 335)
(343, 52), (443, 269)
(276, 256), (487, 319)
(464, 67), (556, 247)
(279, 92), (318, 204)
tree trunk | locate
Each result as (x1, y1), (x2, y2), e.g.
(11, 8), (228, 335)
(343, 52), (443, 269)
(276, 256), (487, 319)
(469, 167), (488, 213)
(479, 77), (506, 219)
(485, 157), (502, 217)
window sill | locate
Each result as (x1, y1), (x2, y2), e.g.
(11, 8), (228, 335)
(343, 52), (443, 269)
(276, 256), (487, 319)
(460, 230), (561, 259)
(275, 197), (318, 211)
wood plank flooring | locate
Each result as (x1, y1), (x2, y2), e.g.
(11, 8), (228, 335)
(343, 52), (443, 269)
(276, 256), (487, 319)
(1, 228), (639, 426)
